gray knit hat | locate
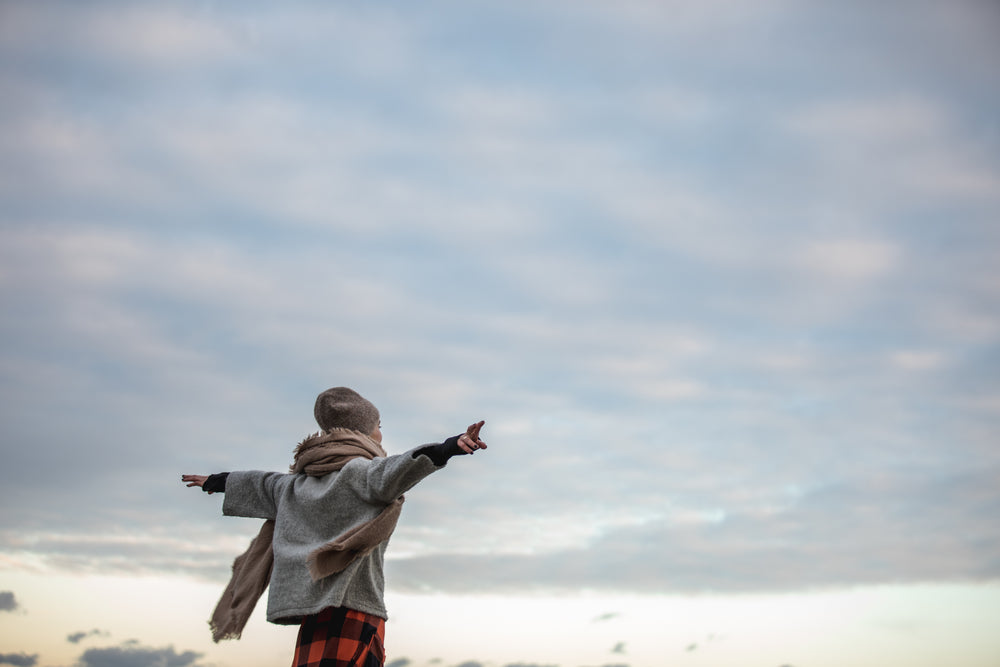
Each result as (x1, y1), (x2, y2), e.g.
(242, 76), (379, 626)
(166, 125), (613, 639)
(314, 387), (380, 434)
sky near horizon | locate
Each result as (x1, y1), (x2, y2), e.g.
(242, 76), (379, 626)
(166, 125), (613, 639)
(1, 1), (999, 667)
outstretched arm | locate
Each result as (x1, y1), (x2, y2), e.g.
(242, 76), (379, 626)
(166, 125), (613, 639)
(357, 421), (489, 502)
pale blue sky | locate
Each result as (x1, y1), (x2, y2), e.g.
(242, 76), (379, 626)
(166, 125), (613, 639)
(1, 2), (999, 666)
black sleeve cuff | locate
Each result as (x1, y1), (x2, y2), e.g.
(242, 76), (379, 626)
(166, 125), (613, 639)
(411, 435), (464, 466)
(203, 472), (229, 493)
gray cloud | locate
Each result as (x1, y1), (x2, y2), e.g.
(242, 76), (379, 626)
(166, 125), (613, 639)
(68, 629), (111, 644)
(611, 642), (626, 654)
(77, 642), (203, 667)
(388, 467), (1000, 594)
(4, 449), (999, 595)
(385, 660), (411, 667)
(0, 656), (37, 667)
(0, 592), (17, 612)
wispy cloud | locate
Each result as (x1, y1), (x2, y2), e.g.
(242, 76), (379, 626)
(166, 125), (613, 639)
(67, 629), (112, 644)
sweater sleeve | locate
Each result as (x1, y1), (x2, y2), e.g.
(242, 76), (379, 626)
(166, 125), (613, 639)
(342, 443), (448, 504)
(411, 435), (464, 466)
(222, 470), (286, 519)
(202, 472), (229, 493)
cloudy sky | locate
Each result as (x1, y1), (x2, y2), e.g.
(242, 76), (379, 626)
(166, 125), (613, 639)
(1, 1), (998, 666)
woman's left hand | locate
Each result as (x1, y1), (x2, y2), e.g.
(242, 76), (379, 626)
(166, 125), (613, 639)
(182, 474), (213, 493)
(457, 420), (487, 454)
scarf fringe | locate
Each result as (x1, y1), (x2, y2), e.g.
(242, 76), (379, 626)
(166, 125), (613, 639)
(210, 519), (274, 643)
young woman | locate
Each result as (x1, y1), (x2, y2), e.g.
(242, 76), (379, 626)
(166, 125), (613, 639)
(183, 386), (487, 667)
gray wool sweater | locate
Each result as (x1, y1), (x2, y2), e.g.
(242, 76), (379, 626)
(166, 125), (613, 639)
(221, 444), (449, 625)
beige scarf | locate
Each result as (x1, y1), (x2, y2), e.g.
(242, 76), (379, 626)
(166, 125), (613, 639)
(209, 428), (403, 642)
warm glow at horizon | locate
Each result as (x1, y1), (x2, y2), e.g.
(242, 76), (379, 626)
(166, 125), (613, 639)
(3, 568), (998, 667)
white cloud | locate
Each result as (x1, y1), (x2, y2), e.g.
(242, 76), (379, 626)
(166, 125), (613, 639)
(921, 301), (1000, 343)
(434, 85), (561, 131)
(572, 0), (792, 40)
(889, 350), (949, 372)
(794, 238), (899, 282)
(0, 3), (242, 66)
(787, 95), (1000, 204)
(84, 8), (242, 65)
(791, 96), (949, 147)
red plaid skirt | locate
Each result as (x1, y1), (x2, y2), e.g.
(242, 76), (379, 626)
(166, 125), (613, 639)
(292, 607), (386, 667)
